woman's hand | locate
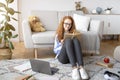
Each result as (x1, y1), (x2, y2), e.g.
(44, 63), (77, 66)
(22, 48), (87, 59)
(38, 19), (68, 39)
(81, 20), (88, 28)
(61, 39), (64, 44)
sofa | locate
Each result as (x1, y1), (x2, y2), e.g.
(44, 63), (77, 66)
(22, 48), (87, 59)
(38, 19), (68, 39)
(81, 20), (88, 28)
(22, 10), (104, 58)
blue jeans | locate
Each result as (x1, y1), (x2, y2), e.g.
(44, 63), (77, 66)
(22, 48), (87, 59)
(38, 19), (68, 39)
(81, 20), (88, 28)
(58, 37), (83, 67)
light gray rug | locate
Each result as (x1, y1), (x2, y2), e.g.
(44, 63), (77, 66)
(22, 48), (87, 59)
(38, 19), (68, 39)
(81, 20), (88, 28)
(0, 55), (120, 80)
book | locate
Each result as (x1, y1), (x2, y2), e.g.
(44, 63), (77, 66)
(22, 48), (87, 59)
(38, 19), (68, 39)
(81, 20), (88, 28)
(64, 32), (81, 39)
(13, 62), (31, 72)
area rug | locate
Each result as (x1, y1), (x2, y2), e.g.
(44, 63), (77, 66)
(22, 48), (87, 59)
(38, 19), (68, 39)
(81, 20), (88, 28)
(0, 55), (120, 80)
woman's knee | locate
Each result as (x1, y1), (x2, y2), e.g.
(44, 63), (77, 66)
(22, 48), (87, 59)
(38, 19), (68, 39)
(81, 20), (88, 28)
(73, 37), (80, 43)
(64, 38), (72, 44)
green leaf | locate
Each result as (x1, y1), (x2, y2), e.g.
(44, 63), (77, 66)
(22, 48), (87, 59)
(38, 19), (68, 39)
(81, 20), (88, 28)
(8, 41), (14, 49)
(7, 8), (15, 15)
(1, 31), (5, 37)
(4, 30), (9, 34)
(0, 26), (4, 31)
(0, 31), (5, 42)
(0, 20), (4, 24)
(15, 11), (21, 14)
(6, 0), (14, 3)
(11, 17), (18, 21)
(0, 37), (2, 43)
(5, 26), (10, 31)
(12, 34), (18, 38)
(7, 31), (12, 38)
(0, 32), (3, 43)
(7, 23), (15, 31)
(0, 2), (5, 7)
(6, 16), (10, 21)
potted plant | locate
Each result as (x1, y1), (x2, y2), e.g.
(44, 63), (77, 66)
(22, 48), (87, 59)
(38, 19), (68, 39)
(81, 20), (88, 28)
(0, 0), (20, 59)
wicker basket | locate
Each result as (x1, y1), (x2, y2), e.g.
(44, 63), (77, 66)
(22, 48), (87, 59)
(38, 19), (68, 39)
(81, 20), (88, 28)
(0, 49), (12, 60)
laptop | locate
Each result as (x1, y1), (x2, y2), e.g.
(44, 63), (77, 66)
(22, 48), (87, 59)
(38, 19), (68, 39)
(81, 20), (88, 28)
(29, 59), (59, 75)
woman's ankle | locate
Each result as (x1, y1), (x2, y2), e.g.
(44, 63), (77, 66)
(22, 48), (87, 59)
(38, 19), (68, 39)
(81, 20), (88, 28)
(72, 66), (77, 69)
(78, 65), (83, 69)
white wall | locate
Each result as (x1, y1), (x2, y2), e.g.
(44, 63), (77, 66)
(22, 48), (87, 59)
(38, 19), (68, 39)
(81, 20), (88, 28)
(18, 0), (120, 41)
(19, 0), (120, 19)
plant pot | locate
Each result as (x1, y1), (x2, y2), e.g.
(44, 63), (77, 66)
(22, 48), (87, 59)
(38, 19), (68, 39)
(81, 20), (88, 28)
(0, 49), (12, 60)
(105, 10), (111, 14)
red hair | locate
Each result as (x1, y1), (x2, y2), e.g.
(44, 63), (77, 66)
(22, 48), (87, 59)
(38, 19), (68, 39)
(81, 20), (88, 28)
(56, 16), (76, 42)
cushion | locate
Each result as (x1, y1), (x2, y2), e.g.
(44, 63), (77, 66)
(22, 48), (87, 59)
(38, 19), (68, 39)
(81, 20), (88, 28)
(73, 14), (91, 32)
(32, 31), (55, 44)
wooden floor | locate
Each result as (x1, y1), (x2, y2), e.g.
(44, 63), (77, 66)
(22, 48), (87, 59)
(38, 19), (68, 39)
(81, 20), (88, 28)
(12, 39), (120, 59)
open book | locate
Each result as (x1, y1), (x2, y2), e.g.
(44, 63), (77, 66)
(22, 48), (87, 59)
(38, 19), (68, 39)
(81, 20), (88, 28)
(64, 32), (81, 39)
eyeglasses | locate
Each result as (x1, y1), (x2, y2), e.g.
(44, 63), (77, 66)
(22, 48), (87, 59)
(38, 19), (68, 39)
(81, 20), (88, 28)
(64, 23), (72, 26)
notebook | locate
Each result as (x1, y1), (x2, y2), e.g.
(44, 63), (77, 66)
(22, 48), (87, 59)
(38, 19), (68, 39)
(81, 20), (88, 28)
(29, 59), (59, 75)
(13, 62), (31, 72)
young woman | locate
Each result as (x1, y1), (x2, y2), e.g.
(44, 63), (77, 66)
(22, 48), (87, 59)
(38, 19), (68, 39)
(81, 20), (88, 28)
(53, 16), (89, 80)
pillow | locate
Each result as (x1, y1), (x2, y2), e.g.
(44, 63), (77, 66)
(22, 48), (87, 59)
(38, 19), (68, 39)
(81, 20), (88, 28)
(73, 14), (91, 32)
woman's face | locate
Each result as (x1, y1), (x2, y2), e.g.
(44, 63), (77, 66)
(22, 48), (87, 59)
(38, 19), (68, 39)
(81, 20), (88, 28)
(63, 18), (72, 32)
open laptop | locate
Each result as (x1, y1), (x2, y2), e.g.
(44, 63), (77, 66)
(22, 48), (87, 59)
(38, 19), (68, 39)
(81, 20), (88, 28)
(29, 59), (59, 75)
